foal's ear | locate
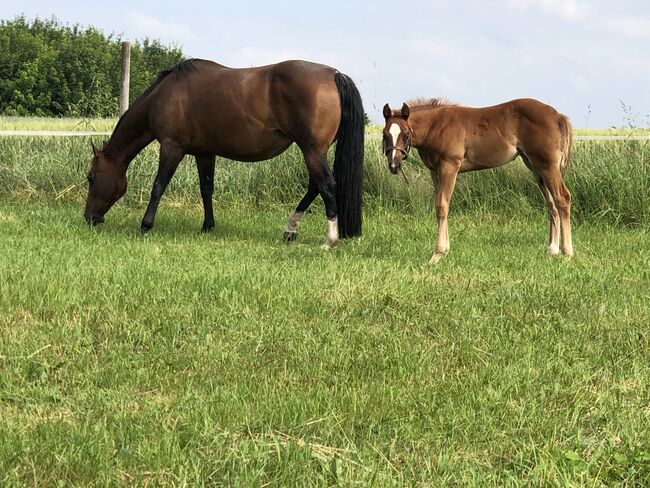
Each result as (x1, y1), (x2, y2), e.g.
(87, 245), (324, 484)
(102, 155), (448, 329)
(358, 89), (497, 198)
(383, 103), (392, 120)
(401, 103), (411, 120)
(91, 141), (100, 157)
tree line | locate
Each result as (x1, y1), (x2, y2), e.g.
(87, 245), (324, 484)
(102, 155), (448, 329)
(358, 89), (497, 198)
(0, 16), (184, 117)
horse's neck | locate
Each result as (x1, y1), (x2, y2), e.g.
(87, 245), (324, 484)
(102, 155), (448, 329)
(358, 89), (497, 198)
(410, 109), (440, 148)
(103, 101), (155, 169)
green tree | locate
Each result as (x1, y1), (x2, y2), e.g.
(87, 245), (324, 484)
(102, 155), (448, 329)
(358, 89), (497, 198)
(0, 15), (184, 117)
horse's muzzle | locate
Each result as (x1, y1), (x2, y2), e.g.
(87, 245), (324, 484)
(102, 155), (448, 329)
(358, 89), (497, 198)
(85, 213), (105, 226)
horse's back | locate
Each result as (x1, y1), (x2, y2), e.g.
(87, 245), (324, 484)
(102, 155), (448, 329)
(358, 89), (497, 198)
(148, 59), (341, 159)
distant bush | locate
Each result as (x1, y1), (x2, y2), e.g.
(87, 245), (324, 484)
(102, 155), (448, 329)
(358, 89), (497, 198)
(0, 15), (184, 117)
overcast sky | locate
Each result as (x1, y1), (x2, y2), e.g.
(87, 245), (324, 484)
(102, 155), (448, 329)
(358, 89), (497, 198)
(2, 0), (649, 127)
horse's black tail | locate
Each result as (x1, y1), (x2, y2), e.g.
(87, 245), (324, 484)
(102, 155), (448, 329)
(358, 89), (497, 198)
(333, 72), (364, 238)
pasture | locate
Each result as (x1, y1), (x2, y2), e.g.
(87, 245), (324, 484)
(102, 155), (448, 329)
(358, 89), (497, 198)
(1, 123), (649, 485)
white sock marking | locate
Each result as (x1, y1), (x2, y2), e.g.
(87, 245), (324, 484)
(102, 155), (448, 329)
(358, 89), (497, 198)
(327, 218), (338, 244)
(285, 210), (303, 233)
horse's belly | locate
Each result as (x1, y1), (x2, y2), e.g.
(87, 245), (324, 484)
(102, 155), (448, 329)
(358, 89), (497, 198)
(189, 129), (293, 162)
(462, 143), (518, 171)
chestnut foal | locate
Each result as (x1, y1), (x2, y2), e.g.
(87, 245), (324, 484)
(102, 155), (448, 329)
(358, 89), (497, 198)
(382, 98), (573, 263)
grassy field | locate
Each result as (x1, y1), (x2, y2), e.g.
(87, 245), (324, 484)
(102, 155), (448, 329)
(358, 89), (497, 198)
(1, 126), (649, 485)
(2, 116), (650, 137)
(0, 117), (116, 132)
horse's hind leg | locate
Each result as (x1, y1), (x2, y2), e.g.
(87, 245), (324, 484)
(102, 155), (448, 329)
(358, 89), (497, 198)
(141, 141), (185, 234)
(284, 177), (318, 241)
(529, 153), (573, 257)
(196, 155), (216, 233)
(521, 154), (561, 256)
(300, 147), (338, 248)
(541, 169), (573, 257)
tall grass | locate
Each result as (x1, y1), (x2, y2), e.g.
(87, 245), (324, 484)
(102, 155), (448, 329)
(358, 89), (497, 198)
(0, 135), (648, 226)
(0, 117), (117, 132)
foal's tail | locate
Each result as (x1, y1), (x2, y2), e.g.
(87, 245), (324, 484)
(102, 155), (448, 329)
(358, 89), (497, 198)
(333, 72), (364, 238)
(558, 114), (572, 175)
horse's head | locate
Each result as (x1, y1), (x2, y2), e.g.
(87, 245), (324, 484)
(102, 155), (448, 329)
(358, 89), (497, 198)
(382, 102), (413, 175)
(84, 142), (127, 225)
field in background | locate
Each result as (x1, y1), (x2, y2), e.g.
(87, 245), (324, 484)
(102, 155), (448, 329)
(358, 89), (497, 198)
(1, 131), (649, 226)
(1, 120), (649, 485)
(2, 116), (650, 137)
(0, 116), (117, 132)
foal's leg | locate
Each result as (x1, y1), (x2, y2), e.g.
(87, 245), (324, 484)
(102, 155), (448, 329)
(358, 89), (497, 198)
(301, 148), (338, 249)
(522, 155), (561, 256)
(140, 141), (184, 234)
(196, 155), (216, 233)
(540, 167), (573, 257)
(284, 177), (318, 241)
(538, 181), (561, 256)
(430, 161), (460, 264)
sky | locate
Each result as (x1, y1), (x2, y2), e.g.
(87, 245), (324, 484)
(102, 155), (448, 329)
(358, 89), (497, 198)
(2, 0), (649, 128)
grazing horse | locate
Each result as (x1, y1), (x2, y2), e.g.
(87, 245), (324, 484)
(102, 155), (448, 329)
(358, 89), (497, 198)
(84, 59), (364, 246)
(382, 98), (573, 263)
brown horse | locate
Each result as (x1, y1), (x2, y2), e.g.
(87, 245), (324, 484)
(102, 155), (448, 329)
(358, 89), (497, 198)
(84, 59), (364, 246)
(382, 98), (573, 263)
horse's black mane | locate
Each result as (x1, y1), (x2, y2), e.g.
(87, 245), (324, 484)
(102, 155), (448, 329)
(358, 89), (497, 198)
(107, 59), (198, 146)
(407, 97), (457, 109)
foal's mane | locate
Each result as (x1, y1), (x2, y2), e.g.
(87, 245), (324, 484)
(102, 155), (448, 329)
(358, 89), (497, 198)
(407, 97), (457, 110)
(107, 59), (198, 147)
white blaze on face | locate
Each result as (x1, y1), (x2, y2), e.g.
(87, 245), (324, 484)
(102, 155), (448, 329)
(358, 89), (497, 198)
(389, 123), (402, 162)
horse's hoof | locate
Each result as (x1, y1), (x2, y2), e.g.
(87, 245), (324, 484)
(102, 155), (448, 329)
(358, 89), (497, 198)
(428, 253), (444, 264)
(547, 246), (561, 257)
(140, 225), (152, 236)
(201, 224), (214, 233)
(284, 231), (297, 242)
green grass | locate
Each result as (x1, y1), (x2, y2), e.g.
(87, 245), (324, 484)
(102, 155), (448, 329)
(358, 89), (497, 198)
(1, 134), (649, 226)
(2, 117), (649, 137)
(0, 201), (648, 486)
(0, 116), (116, 132)
(1, 125), (649, 485)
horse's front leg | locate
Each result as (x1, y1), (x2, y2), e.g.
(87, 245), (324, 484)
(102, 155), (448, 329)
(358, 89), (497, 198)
(140, 141), (184, 234)
(196, 155), (216, 233)
(430, 160), (460, 264)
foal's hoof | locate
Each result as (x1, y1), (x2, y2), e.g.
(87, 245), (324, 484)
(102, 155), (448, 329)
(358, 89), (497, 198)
(428, 253), (445, 265)
(283, 230), (297, 242)
(547, 246), (561, 257)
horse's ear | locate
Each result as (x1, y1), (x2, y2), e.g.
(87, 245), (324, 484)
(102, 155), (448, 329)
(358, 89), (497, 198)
(383, 103), (392, 120)
(91, 141), (100, 157)
(401, 103), (410, 120)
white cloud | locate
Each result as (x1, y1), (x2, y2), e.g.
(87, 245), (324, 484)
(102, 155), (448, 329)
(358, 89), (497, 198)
(506, 0), (590, 20)
(127, 11), (196, 43)
(608, 16), (650, 38)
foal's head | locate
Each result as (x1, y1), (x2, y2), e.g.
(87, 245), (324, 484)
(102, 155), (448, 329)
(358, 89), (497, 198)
(382, 102), (412, 175)
(84, 143), (127, 225)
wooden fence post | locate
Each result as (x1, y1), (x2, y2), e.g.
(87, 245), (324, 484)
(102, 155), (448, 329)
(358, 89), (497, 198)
(119, 41), (131, 116)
